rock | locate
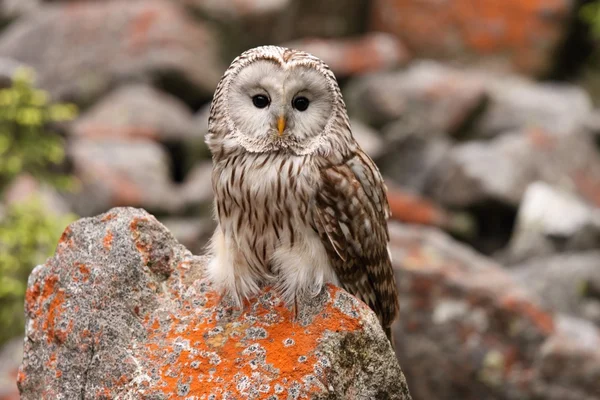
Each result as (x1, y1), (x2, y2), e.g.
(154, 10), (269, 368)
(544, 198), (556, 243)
(70, 84), (206, 179)
(0, 1), (223, 105)
(389, 223), (600, 400)
(427, 128), (600, 208)
(0, 337), (22, 400)
(71, 84), (196, 143)
(512, 252), (600, 325)
(0, 0), (39, 23)
(505, 182), (600, 263)
(377, 119), (452, 194)
(0, 57), (28, 88)
(284, 32), (410, 78)
(175, 161), (214, 211)
(369, 0), (574, 77)
(66, 139), (177, 216)
(160, 216), (214, 255)
(18, 207), (411, 399)
(344, 61), (487, 134)
(350, 119), (385, 159)
(473, 76), (592, 139)
(3, 174), (72, 216)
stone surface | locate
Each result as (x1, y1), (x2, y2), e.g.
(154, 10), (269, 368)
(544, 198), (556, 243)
(427, 128), (600, 208)
(0, 0), (39, 23)
(284, 32), (410, 78)
(71, 84), (197, 143)
(344, 61), (486, 134)
(473, 75), (593, 139)
(175, 161), (214, 212)
(370, 0), (574, 76)
(350, 119), (385, 159)
(0, 1), (223, 105)
(378, 119), (452, 195)
(160, 216), (214, 255)
(3, 174), (72, 216)
(505, 182), (600, 263)
(0, 337), (22, 400)
(66, 139), (177, 216)
(18, 207), (411, 399)
(389, 223), (600, 400)
(512, 252), (600, 325)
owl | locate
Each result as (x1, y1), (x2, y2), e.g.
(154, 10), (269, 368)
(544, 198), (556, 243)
(206, 46), (399, 340)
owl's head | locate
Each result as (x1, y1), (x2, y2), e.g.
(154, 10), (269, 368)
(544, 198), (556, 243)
(207, 46), (350, 156)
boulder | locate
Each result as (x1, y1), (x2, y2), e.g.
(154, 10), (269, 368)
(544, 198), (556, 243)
(344, 61), (486, 134)
(350, 119), (385, 159)
(18, 207), (412, 399)
(0, 337), (22, 400)
(505, 182), (600, 263)
(512, 252), (600, 325)
(0, 1), (223, 105)
(369, 0), (574, 76)
(284, 33), (410, 78)
(66, 139), (177, 216)
(473, 76), (592, 139)
(71, 84), (197, 143)
(389, 223), (600, 400)
(427, 128), (600, 208)
(0, 0), (39, 24)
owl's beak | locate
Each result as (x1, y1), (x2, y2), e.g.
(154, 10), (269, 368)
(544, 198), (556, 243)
(277, 116), (286, 136)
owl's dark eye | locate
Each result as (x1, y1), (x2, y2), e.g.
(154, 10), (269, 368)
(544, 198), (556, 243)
(252, 95), (270, 109)
(293, 96), (310, 112)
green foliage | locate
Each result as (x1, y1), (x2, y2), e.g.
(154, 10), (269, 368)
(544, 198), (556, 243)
(0, 67), (77, 191)
(581, 2), (600, 41)
(0, 69), (78, 344)
(0, 198), (76, 344)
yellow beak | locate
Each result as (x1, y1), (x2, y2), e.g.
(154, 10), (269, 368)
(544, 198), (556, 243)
(277, 116), (286, 136)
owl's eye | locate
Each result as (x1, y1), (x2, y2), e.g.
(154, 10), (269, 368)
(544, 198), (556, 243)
(252, 94), (270, 109)
(293, 96), (309, 112)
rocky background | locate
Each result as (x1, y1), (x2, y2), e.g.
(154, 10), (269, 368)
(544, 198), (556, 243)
(1, 0), (600, 399)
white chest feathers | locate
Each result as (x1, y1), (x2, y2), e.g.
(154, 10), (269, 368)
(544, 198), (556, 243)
(206, 153), (339, 305)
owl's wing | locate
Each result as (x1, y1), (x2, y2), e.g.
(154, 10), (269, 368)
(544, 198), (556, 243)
(313, 148), (399, 336)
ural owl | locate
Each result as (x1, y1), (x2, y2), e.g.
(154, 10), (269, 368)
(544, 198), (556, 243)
(206, 46), (399, 339)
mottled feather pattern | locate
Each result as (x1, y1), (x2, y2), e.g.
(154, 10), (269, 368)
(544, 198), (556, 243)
(206, 46), (399, 339)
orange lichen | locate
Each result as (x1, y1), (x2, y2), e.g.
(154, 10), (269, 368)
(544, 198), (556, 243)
(370, 0), (569, 74)
(140, 285), (364, 397)
(499, 294), (555, 335)
(387, 189), (446, 226)
(101, 213), (116, 222)
(103, 230), (114, 251)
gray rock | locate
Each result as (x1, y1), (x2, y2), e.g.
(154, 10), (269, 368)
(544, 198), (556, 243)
(505, 182), (600, 263)
(350, 119), (385, 159)
(284, 32), (410, 78)
(18, 207), (411, 399)
(66, 139), (177, 216)
(427, 128), (600, 208)
(160, 216), (214, 255)
(473, 75), (592, 139)
(0, 336), (22, 400)
(175, 161), (214, 211)
(0, 0), (39, 23)
(511, 252), (600, 325)
(389, 222), (600, 400)
(344, 61), (487, 134)
(71, 84), (197, 143)
(0, 1), (223, 105)
(378, 119), (451, 194)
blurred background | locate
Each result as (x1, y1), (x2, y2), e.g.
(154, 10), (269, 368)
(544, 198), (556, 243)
(1, 0), (600, 399)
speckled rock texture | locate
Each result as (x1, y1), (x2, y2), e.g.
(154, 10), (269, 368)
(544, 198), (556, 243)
(18, 207), (411, 399)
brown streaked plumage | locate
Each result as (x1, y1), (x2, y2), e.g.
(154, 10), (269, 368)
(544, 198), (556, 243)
(205, 45), (399, 341)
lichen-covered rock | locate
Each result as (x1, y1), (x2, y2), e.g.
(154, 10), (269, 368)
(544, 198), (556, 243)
(389, 223), (600, 400)
(369, 0), (574, 76)
(284, 33), (410, 78)
(0, 1), (223, 105)
(18, 207), (411, 399)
